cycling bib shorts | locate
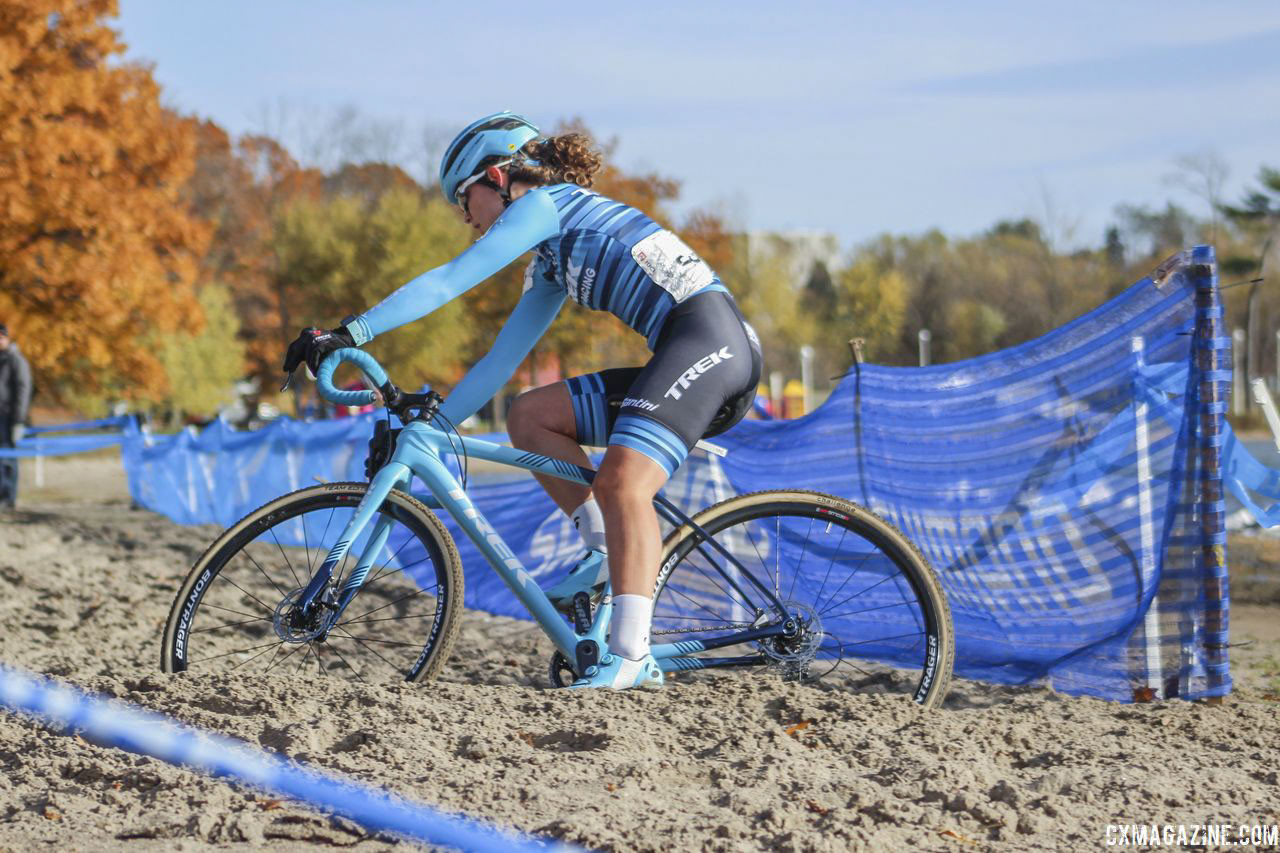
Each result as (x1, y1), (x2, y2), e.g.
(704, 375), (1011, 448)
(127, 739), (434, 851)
(565, 290), (762, 476)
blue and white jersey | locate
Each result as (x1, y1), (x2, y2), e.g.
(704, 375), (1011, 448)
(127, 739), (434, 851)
(525, 184), (726, 348)
(347, 183), (728, 423)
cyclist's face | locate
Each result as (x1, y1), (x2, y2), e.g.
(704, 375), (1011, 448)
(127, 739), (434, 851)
(460, 182), (503, 233)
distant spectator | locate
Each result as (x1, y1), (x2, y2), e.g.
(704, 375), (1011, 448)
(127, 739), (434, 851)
(0, 322), (33, 507)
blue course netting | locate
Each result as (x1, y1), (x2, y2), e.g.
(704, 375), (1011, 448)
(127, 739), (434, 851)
(0, 663), (574, 851)
(121, 247), (1243, 702)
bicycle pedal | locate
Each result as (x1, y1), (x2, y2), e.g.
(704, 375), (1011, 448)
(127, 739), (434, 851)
(571, 591), (593, 633)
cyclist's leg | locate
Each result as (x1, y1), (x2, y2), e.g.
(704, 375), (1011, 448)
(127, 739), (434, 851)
(506, 382), (592, 514)
(591, 446), (668, 596)
(588, 291), (760, 670)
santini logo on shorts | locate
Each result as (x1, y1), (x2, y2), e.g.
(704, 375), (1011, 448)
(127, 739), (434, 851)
(665, 347), (734, 400)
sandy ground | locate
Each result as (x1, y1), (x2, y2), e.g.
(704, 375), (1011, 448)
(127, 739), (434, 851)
(1, 452), (1278, 852)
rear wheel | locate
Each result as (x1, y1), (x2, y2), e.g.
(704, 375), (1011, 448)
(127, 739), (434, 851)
(654, 490), (953, 708)
(161, 483), (464, 683)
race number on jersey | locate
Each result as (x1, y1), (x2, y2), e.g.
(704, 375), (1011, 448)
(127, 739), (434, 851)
(631, 230), (715, 303)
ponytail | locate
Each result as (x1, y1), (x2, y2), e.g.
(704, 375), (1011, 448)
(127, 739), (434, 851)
(508, 132), (602, 189)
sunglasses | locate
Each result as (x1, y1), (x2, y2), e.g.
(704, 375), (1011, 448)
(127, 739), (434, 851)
(455, 159), (512, 217)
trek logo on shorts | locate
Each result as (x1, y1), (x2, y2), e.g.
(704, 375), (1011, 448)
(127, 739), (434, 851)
(664, 346), (734, 400)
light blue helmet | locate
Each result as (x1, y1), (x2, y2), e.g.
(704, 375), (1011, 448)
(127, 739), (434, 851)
(439, 112), (540, 205)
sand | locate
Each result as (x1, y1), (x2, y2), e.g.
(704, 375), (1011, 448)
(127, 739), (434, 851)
(1, 452), (1278, 851)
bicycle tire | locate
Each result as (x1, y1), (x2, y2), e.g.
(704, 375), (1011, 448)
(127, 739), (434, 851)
(654, 489), (953, 708)
(161, 483), (464, 684)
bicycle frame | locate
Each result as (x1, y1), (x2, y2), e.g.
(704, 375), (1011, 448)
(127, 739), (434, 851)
(295, 416), (794, 674)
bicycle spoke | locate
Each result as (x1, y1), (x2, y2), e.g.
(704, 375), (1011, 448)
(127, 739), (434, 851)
(841, 630), (924, 647)
(321, 638), (367, 683)
(267, 527), (302, 593)
(676, 550), (758, 616)
(824, 599), (919, 620)
(811, 546), (878, 616)
(343, 586), (428, 624)
(201, 601), (272, 622)
(210, 574), (276, 621)
(817, 570), (898, 617)
(330, 626), (403, 674)
(342, 612), (436, 627)
(660, 580), (745, 627)
(189, 638), (282, 665)
(230, 640), (286, 672)
(191, 615), (273, 634)
(234, 546), (289, 604)
(265, 642), (307, 673)
(785, 515), (817, 602)
(809, 524), (850, 614)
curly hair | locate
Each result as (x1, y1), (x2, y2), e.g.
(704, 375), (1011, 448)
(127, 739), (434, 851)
(507, 132), (602, 189)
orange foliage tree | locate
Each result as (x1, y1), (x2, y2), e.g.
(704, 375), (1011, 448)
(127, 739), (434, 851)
(184, 123), (325, 384)
(0, 0), (209, 398)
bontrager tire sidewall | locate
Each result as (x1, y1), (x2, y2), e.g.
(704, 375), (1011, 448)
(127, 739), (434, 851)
(160, 482), (464, 683)
(655, 489), (955, 708)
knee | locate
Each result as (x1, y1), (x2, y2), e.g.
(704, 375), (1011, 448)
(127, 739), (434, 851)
(506, 386), (569, 448)
(592, 463), (653, 511)
(505, 391), (538, 446)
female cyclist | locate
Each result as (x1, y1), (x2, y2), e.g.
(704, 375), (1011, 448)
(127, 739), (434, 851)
(284, 112), (762, 689)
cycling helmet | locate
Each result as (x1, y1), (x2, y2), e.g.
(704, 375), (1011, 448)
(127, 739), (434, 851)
(439, 112), (540, 205)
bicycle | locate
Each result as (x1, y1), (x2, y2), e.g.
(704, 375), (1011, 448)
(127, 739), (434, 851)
(161, 349), (954, 707)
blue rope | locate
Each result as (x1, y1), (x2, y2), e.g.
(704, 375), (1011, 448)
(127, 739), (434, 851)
(0, 663), (577, 852)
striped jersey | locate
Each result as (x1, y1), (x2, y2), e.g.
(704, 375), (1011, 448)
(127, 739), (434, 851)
(525, 184), (726, 348)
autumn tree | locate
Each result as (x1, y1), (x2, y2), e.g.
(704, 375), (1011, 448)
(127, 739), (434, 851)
(271, 186), (473, 389)
(0, 0), (209, 399)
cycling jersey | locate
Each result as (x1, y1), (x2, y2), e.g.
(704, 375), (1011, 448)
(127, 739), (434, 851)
(346, 183), (752, 474)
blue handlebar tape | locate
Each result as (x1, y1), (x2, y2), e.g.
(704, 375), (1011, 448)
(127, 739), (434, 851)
(316, 349), (387, 406)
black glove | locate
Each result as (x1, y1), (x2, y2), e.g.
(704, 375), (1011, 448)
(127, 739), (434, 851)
(282, 326), (357, 379)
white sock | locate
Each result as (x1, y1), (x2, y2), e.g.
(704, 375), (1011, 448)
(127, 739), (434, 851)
(571, 498), (607, 553)
(611, 593), (652, 660)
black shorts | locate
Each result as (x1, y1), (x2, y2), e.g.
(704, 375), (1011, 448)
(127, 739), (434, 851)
(565, 289), (762, 476)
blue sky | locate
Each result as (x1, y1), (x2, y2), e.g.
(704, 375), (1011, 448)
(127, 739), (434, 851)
(116, 1), (1280, 252)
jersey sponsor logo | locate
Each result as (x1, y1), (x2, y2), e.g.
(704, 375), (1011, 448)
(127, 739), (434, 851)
(566, 257), (597, 304)
(664, 346), (734, 400)
(622, 396), (659, 412)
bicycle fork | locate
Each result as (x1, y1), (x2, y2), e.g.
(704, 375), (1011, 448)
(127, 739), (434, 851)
(292, 462), (412, 637)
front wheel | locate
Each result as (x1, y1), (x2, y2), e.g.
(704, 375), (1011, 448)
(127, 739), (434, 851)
(654, 490), (954, 708)
(162, 483), (464, 683)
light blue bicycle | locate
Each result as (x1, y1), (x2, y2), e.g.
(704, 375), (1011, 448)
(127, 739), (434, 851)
(162, 349), (954, 706)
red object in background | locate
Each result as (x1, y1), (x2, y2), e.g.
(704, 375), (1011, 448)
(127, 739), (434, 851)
(333, 381), (375, 418)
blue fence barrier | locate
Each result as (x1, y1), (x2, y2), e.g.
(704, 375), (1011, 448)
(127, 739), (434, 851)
(0, 663), (573, 851)
(115, 247), (1266, 701)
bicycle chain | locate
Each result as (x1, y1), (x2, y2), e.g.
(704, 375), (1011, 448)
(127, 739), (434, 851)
(651, 622), (753, 635)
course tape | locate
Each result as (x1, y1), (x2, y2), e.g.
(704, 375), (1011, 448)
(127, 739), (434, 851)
(0, 663), (575, 852)
(0, 433), (123, 458)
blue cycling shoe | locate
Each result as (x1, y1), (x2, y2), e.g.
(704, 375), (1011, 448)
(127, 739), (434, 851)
(545, 550), (609, 613)
(569, 652), (665, 690)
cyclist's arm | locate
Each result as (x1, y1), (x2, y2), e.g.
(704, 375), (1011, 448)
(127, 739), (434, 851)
(438, 274), (567, 424)
(344, 189), (560, 344)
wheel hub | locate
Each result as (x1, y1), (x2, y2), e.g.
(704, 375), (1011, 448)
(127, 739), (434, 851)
(273, 588), (328, 643)
(758, 601), (823, 679)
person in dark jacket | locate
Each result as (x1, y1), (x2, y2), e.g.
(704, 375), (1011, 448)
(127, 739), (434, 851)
(0, 322), (33, 507)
